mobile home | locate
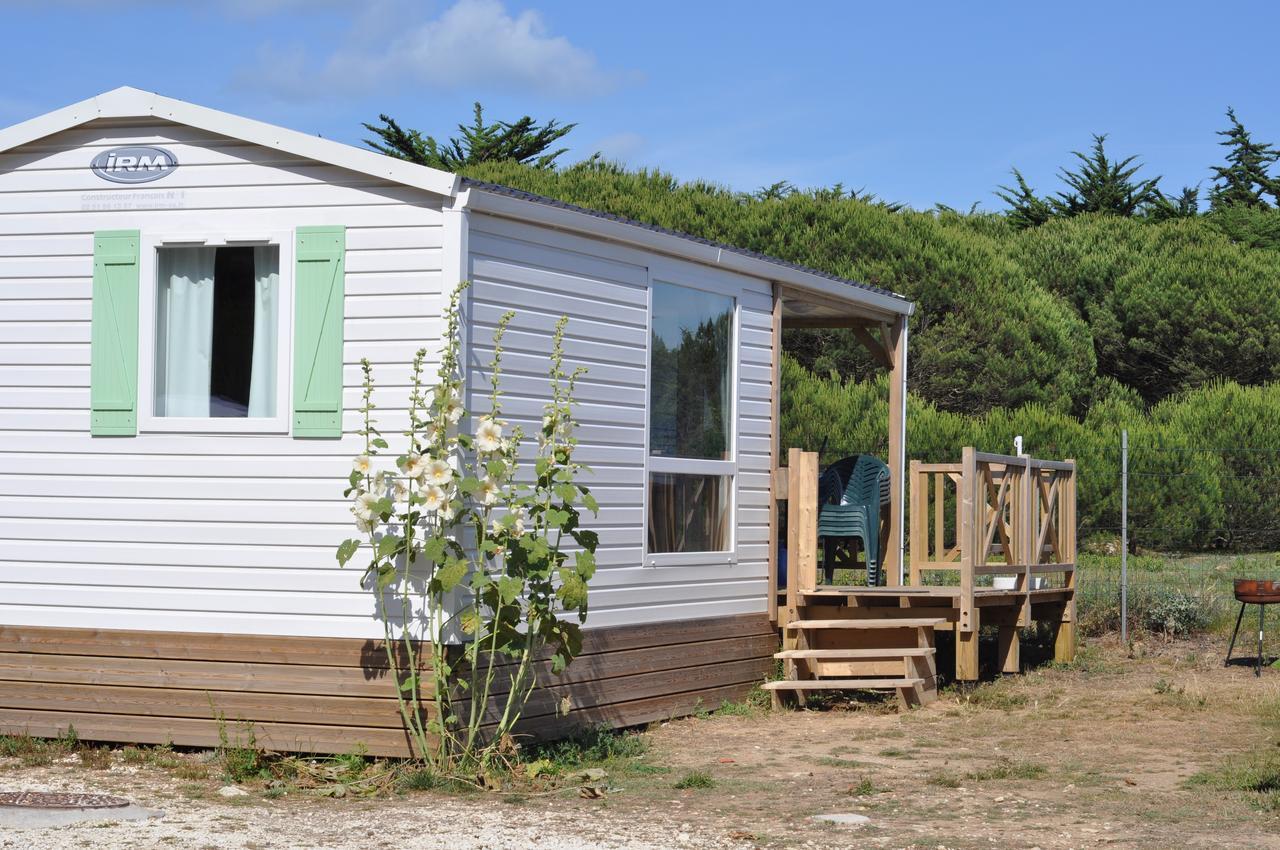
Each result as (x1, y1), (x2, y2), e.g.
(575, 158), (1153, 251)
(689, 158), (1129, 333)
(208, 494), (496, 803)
(0, 89), (1075, 755)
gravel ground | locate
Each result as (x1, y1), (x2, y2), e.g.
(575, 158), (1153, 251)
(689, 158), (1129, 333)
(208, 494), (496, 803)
(0, 771), (732, 850)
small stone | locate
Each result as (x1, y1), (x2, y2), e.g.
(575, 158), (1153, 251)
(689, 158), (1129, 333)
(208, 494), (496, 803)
(217, 786), (249, 798)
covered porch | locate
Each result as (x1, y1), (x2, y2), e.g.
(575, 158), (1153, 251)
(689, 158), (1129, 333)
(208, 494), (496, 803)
(765, 283), (1078, 705)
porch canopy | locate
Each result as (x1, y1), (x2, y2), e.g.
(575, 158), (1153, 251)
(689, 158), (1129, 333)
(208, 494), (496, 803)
(768, 279), (913, 616)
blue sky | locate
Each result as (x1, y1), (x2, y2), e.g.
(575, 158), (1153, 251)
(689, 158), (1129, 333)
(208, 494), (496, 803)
(2, 0), (1276, 211)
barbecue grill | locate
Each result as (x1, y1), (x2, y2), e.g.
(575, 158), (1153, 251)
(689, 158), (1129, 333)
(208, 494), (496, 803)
(1225, 579), (1280, 676)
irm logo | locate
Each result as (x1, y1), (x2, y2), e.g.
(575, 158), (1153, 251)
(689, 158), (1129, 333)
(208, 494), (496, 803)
(90, 146), (179, 184)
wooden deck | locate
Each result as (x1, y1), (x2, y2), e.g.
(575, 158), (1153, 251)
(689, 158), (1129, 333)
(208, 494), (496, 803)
(770, 448), (1078, 704)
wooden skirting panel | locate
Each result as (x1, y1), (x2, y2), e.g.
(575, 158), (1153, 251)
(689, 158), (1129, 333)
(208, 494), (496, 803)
(0, 614), (776, 757)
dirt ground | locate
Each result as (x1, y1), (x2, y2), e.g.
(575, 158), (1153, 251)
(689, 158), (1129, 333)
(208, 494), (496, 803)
(3, 636), (1280, 849)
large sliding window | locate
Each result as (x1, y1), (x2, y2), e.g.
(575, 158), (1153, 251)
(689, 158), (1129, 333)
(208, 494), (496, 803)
(647, 280), (736, 559)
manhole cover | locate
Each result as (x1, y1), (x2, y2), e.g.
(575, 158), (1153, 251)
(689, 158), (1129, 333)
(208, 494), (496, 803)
(0, 791), (131, 810)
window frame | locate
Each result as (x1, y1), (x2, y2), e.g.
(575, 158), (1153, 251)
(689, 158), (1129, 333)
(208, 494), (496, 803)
(136, 231), (294, 435)
(642, 266), (740, 567)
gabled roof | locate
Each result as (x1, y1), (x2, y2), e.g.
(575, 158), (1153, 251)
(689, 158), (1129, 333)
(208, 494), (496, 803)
(0, 87), (910, 314)
(0, 86), (459, 197)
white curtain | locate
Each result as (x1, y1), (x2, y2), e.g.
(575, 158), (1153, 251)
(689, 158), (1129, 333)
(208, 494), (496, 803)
(247, 246), (279, 417)
(156, 248), (217, 417)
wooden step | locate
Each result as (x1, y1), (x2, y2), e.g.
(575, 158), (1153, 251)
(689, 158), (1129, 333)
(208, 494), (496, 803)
(763, 678), (924, 691)
(774, 647), (936, 660)
(784, 618), (945, 630)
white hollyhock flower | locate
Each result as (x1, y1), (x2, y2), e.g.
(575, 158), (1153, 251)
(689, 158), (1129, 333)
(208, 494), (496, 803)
(352, 455), (372, 475)
(490, 518), (504, 536)
(513, 515), (526, 536)
(422, 485), (447, 513)
(426, 422), (444, 444)
(425, 458), (452, 487)
(479, 476), (500, 506)
(444, 396), (464, 424)
(438, 502), (457, 524)
(404, 454), (428, 481)
(475, 417), (504, 453)
(353, 491), (376, 524)
(392, 480), (409, 503)
(355, 517), (373, 534)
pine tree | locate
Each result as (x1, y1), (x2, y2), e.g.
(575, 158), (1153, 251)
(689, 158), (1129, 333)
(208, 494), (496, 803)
(1146, 185), (1201, 220)
(1209, 107), (1280, 210)
(995, 168), (1054, 229)
(1050, 134), (1162, 217)
(363, 103), (576, 171)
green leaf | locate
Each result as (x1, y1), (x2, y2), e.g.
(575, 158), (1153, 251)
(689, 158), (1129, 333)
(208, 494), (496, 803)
(375, 563), (397, 592)
(486, 460), (507, 477)
(458, 476), (481, 495)
(535, 457), (551, 477)
(554, 483), (577, 503)
(546, 508), (570, 527)
(557, 571), (588, 610)
(436, 558), (467, 591)
(371, 437), (389, 449)
(422, 537), (446, 562)
(335, 538), (361, 567)
(582, 491), (599, 513)
(348, 470), (362, 489)
(459, 606), (480, 635)
(376, 534), (403, 559)
(497, 575), (524, 605)
(575, 549), (596, 581)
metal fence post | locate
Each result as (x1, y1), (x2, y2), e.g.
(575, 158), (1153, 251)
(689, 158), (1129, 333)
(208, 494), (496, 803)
(1121, 429), (1129, 644)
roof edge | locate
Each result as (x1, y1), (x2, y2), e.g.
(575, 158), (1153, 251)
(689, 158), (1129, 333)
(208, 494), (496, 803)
(460, 179), (913, 317)
(0, 86), (460, 198)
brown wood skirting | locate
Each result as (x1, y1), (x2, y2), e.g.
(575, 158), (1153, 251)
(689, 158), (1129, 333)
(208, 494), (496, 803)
(0, 614), (776, 756)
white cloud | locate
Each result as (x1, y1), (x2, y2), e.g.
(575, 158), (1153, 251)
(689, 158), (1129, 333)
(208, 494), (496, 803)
(241, 0), (621, 99)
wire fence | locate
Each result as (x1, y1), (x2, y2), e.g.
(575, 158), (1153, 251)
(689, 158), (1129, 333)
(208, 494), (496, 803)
(1074, 433), (1280, 643)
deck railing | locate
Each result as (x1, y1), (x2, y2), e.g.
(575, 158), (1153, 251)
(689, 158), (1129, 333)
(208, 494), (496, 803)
(910, 448), (1077, 641)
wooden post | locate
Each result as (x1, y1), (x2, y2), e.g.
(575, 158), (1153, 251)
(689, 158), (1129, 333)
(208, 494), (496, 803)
(957, 606), (981, 681)
(958, 447), (976, 636)
(998, 625), (1020, 674)
(908, 460), (924, 586)
(783, 448), (802, 675)
(1054, 459), (1078, 664)
(885, 315), (908, 585)
(767, 288), (782, 625)
(794, 451), (819, 593)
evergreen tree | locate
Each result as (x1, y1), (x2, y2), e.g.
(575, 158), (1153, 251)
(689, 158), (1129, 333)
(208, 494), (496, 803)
(996, 168), (1054, 228)
(1051, 134), (1162, 217)
(1209, 107), (1280, 210)
(363, 103), (576, 171)
(1146, 184), (1201, 220)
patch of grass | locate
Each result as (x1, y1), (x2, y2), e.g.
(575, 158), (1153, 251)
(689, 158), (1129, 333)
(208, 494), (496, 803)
(77, 747), (112, 770)
(673, 769), (716, 790)
(174, 762), (210, 781)
(525, 725), (648, 773)
(0, 733), (60, 767)
(818, 756), (868, 769)
(396, 766), (477, 795)
(1188, 754), (1280, 811)
(715, 688), (770, 716)
(927, 771), (962, 788)
(624, 763), (670, 776)
(960, 680), (1029, 710)
(967, 757), (1048, 781)
(877, 747), (912, 758)
(848, 777), (880, 796)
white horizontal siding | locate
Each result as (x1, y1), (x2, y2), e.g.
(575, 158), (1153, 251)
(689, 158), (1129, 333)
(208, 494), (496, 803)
(466, 212), (775, 629)
(0, 118), (447, 638)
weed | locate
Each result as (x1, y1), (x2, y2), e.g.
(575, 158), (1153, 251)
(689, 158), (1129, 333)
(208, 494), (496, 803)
(0, 734), (58, 767)
(928, 772), (962, 788)
(962, 681), (1029, 710)
(967, 758), (1047, 781)
(1187, 754), (1280, 811)
(214, 708), (267, 783)
(818, 756), (868, 769)
(878, 748), (910, 758)
(848, 777), (879, 796)
(691, 699), (712, 720)
(77, 747), (112, 770)
(673, 769), (716, 790)
(1154, 678), (1174, 694)
(174, 763), (210, 781)
(526, 725), (648, 772)
(396, 767), (474, 794)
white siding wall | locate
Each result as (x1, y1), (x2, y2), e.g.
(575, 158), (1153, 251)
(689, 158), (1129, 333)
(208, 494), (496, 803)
(0, 119), (446, 637)
(466, 212), (774, 629)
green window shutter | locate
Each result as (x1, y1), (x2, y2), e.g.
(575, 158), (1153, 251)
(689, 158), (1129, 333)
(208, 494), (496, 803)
(293, 226), (347, 438)
(90, 230), (140, 436)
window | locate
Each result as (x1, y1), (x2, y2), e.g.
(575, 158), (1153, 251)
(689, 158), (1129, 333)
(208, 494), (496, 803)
(646, 281), (736, 558)
(153, 246), (280, 418)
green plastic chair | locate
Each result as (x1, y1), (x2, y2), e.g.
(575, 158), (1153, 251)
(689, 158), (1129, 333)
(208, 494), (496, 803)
(817, 455), (891, 586)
